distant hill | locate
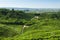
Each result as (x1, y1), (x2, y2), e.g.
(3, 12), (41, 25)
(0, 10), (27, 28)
(1, 7), (60, 13)
(6, 8), (60, 13)
(0, 7), (60, 12)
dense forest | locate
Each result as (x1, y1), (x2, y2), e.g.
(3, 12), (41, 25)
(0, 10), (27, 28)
(0, 8), (60, 40)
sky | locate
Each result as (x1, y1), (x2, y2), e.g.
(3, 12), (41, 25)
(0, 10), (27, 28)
(0, 0), (60, 8)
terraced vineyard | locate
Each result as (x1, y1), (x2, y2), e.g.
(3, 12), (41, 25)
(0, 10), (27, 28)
(0, 8), (60, 40)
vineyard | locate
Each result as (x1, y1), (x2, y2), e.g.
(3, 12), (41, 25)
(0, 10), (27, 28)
(0, 8), (60, 40)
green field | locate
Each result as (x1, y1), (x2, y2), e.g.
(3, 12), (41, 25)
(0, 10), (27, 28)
(0, 8), (60, 40)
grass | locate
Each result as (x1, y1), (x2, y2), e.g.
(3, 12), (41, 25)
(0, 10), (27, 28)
(0, 18), (60, 40)
(0, 9), (60, 40)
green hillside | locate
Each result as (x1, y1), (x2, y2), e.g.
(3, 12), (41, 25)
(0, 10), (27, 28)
(0, 8), (60, 40)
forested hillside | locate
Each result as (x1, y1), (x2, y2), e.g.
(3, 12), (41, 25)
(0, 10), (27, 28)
(0, 8), (60, 40)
